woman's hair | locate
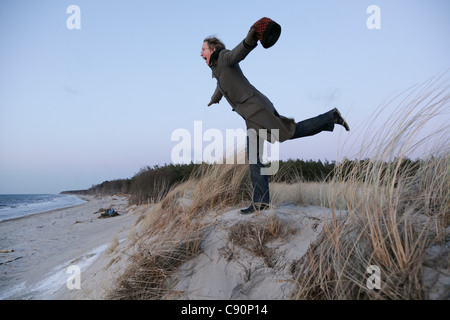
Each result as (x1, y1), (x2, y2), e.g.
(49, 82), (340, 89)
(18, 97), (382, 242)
(203, 36), (226, 51)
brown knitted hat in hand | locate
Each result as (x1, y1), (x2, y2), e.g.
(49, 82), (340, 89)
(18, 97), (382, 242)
(251, 17), (281, 49)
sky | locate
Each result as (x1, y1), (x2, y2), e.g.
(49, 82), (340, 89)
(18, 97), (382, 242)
(0, 0), (449, 194)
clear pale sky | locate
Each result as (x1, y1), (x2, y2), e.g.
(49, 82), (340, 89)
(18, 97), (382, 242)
(0, 0), (449, 194)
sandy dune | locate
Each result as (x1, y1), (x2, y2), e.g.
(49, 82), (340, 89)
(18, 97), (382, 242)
(167, 205), (332, 299)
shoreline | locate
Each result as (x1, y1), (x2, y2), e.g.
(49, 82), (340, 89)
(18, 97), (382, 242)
(0, 195), (91, 224)
(0, 194), (137, 299)
(0, 194), (90, 224)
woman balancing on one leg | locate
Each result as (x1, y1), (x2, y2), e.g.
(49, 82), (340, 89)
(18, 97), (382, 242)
(200, 18), (350, 214)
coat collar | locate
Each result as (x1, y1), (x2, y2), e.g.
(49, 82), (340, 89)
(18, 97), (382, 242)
(208, 48), (224, 68)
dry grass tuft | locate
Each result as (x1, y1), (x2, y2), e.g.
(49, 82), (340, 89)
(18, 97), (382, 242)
(228, 215), (288, 267)
(106, 235), (119, 255)
(107, 230), (204, 299)
(188, 161), (252, 214)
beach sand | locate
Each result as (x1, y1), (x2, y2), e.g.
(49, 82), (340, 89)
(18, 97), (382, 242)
(0, 195), (138, 299)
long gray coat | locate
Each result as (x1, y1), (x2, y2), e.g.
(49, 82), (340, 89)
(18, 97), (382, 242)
(208, 40), (296, 142)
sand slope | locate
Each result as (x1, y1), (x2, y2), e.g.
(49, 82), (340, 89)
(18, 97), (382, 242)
(47, 202), (334, 300)
(167, 205), (333, 299)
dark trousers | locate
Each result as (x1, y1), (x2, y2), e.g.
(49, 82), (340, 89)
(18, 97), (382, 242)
(247, 135), (270, 204)
(247, 109), (335, 204)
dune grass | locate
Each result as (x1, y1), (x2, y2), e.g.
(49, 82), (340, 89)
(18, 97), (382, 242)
(291, 73), (449, 299)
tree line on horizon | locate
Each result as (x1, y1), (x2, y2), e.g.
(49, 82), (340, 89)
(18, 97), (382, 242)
(62, 158), (422, 205)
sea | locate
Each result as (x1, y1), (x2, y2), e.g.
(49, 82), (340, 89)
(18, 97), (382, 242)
(0, 194), (86, 222)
